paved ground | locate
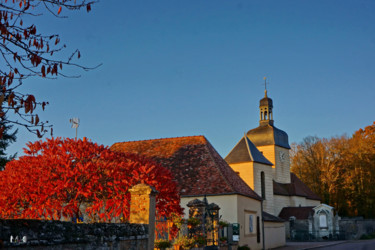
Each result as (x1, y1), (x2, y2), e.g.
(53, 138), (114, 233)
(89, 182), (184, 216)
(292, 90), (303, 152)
(316, 239), (375, 250)
(271, 240), (347, 250)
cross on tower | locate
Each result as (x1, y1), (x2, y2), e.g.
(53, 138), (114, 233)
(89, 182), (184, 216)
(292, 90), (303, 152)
(263, 77), (268, 91)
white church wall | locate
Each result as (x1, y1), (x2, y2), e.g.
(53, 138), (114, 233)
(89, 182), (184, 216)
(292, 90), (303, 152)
(306, 199), (321, 207)
(255, 145), (291, 184)
(253, 162), (274, 214)
(273, 195), (292, 216)
(289, 196), (307, 207)
(274, 146), (291, 184)
(228, 162), (254, 189)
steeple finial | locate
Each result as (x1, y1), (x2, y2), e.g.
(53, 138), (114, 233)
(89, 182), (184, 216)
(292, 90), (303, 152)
(264, 77), (268, 97)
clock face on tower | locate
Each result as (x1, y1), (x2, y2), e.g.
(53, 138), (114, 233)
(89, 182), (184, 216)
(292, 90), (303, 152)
(279, 151), (286, 163)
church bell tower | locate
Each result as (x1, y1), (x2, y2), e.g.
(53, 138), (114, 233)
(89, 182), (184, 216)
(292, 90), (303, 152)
(259, 89), (274, 126)
(246, 78), (291, 183)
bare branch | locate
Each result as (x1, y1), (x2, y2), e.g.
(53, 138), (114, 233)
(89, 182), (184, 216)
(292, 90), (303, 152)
(0, 0), (98, 138)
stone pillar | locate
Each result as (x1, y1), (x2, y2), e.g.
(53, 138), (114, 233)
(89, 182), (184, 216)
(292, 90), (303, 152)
(308, 213), (313, 236)
(334, 214), (341, 236)
(187, 197), (220, 246)
(129, 183), (158, 250)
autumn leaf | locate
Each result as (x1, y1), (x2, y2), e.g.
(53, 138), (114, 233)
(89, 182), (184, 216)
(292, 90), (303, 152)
(0, 138), (182, 221)
(41, 65), (46, 77)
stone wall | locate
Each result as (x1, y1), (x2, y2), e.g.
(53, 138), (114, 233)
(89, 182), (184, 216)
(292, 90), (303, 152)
(0, 219), (148, 249)
(0, 183), (158, 249)
(285, 216), (375, 241)
(339, 218), (375, 240)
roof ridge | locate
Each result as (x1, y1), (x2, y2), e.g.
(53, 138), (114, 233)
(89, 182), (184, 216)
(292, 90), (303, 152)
(287, 206), (315, 208)
(205, 139), (261, 200)
(244, 135), (254, 162)
(203, 140), (235, 193)
(244, 136), (273, 166)
(112, 135), (206, 145)
(224, 136), (245, 160)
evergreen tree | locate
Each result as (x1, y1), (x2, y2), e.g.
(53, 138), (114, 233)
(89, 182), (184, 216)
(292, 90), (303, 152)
(0, 121), (17, 170)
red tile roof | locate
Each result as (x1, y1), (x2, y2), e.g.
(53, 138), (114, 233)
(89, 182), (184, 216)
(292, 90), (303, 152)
(263, 211), (285, 222)
(278, 206), (315, 220)
(111, 136), (261, 200)
(273, 173), (321, 201)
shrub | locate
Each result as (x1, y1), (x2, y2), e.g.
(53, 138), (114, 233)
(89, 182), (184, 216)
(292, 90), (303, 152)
(155, 239), (172, 249)
(238, 245), (251, 250)
(219, 220), (229, 228)
(174, 235), (195, 249)
(360, 232), (375, 240)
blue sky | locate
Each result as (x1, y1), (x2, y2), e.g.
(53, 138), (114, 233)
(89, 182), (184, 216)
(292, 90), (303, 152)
(7, 0), (375, 158)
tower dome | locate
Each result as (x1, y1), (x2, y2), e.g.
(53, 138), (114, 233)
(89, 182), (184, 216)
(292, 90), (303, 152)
(260, 94), (273, 107)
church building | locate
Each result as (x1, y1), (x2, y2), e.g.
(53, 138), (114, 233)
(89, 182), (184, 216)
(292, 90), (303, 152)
(110, 83), (335, 247)
(225, 88), (321, 217)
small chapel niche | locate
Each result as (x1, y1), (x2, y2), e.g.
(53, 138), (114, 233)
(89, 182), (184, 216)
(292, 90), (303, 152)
(319, 212), (328, 229)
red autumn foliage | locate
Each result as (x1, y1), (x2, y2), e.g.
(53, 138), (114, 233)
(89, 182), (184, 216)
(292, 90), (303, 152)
(0, 137), (183, 221)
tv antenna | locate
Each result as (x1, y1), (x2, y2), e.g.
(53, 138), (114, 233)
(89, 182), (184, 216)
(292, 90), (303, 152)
(69, 117), (80, 139)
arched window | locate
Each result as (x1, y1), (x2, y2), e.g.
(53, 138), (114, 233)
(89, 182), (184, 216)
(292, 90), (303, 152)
(261, 171), (266, 199)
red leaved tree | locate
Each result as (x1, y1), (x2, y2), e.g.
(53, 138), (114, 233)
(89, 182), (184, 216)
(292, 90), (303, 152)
(0, 137), (183, 222)
(0, 0), (96, 138)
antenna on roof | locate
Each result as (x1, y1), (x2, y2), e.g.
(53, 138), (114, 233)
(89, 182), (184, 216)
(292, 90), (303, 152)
(69, 117), (80, 139)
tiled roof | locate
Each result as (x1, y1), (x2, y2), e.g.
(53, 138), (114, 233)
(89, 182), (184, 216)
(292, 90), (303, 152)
(225, 135), (273, 165)
(262, 211), (285, 222)
(273, 173), (321, 201)
(278, 206), (315, 220)
(111, 136), (261, 200)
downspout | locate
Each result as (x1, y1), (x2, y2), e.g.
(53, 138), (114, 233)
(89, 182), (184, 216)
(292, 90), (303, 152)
(261, 199), (265, 250)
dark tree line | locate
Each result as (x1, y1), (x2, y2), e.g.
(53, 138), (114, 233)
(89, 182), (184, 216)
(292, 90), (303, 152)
(291, 122), (375, 218)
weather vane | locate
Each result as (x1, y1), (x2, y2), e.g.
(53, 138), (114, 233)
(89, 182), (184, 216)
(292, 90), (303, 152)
(69, 117), (80, 139)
